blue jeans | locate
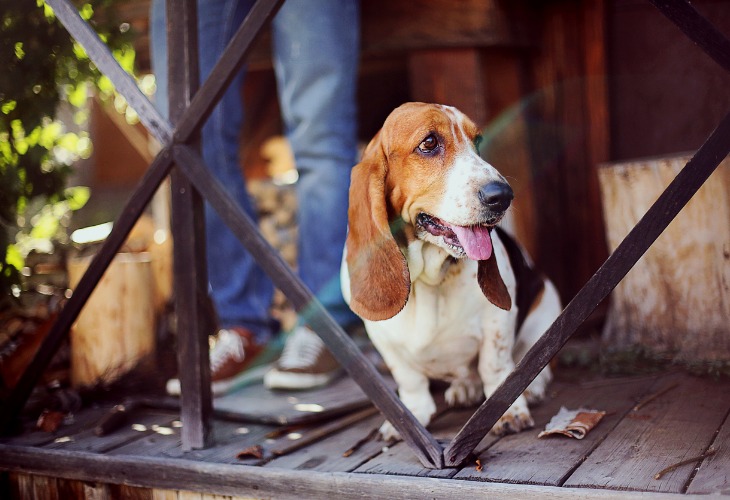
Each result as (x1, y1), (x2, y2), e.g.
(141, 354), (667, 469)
(151, 0), (360, 342)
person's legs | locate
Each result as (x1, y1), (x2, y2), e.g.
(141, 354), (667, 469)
(272, 0), (360, 328)
(151, 0), (275, 395)
(264, 0), (360, 390)
(151, 0), (275, 344)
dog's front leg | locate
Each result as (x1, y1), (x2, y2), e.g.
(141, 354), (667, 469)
(478, 315), (534, 435)
(379, 362), (435, 441)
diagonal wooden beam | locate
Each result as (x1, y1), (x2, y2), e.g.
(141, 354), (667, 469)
(444, 110), (730, 467)
(172, 0), (284, 144)
(172, 144), (445, 469)
(45, 0), (172, 144)
(649, 0), (730, 73)
(0, 148), (175, 431)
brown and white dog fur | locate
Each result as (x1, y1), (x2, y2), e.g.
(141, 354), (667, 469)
(340, 102), (562, 440)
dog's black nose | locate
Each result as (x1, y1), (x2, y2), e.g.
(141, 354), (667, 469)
(478, 181), (514, 213)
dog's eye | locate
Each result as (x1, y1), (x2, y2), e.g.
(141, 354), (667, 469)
(473, 134), (483, 153)
(418, 134), (439, 154)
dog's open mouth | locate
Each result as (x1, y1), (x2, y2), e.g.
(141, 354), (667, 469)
(416, 213), (494, 260)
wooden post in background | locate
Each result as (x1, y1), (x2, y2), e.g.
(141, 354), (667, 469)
(67, 253), (155, 387)
(167, 0), (213, 450)
(599, 154), (730, 362)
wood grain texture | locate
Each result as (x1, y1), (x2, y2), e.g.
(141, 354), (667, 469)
(687, 407), (730, 494)
(263, 413), (384, 472)
(0, 445), (707, 500)
(599, 155), (730, 361)
(454, 375), (660, 485)
(167, 0), (212, 452)
(564, 372), (730, 493)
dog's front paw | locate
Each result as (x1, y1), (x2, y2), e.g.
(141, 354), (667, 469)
(445, 377), (483, 408)
(377, 396), (436, 441)
(524, 367), (552, 405)
(490, 398), (534, 436)
(378, 421), (401, 441)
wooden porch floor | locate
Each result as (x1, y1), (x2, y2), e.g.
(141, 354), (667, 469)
(2, 367), (729, 499)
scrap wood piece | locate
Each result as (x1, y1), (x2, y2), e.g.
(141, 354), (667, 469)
(36, 410), (66, 433)
(538, 406), (606, 440)
(236, 444), (264, 460)
(654, 447), (718, 480)
(343, 427), (379, 458)
(633, 382), (679, 411)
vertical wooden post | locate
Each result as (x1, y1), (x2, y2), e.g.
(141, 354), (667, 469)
(167, 0), (212, 450)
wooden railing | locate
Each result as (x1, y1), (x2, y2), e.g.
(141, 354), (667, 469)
(2, 0), (729, 470)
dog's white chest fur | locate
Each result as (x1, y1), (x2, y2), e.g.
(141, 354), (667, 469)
(362, 238), (515, 382)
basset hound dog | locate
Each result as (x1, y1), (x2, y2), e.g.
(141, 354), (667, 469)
(341, 102), (562, 440)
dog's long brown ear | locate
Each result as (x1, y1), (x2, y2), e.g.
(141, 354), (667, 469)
(477, 254), (512, 311)
(346, 133), (410, 321)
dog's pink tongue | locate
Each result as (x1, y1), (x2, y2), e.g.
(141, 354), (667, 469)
(450, 224), (493, 260)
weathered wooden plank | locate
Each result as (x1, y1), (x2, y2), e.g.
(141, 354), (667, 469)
(167, 0), (212, 452)
(43, 411), (179, 454)
(159, 420), (274, 466)
(354, 408), (483, 479)
(213, 375), (381, 425)
(109, 483), (154, 500)
(564, 372), (730, 493)
(106, 413), (274, 467)
(684, 401), (730, 495)
(152, 488), (180, 500)
(0, 445), (699, 500)
(454, 375), (661, 485)
(262, 412), (384, 473)
(31, 474), (59, 500)
(0, 405), (113, 447)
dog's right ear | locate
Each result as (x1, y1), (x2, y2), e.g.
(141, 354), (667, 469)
(346, 132), (410, 321)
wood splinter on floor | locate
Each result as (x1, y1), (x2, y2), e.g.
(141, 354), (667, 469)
(654, 448), (717, 480)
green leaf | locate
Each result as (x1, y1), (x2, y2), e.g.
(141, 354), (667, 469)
(14, 41), (25, 60)
(5, 244), (24, 271)
(29, 208), (60, 240)
(1, 100), (17, 114)
(67, 82), (88, 108)
(65, 186), (90, 211)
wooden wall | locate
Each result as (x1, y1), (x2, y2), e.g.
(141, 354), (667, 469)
(95, 0), (729, 304)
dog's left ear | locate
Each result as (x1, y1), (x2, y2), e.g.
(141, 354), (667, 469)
(345, 132), (410, 321)
(477, 253), (512, 311)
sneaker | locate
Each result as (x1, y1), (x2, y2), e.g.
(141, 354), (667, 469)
(263, 326), (342, 390)
(166, 327), (264, 397)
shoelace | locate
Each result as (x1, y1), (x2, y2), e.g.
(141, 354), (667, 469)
(277, 327), (324, 369)
(209, 329), (247, 372)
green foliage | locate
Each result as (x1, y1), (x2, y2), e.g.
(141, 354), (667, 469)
(0, 0), (133, 300)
